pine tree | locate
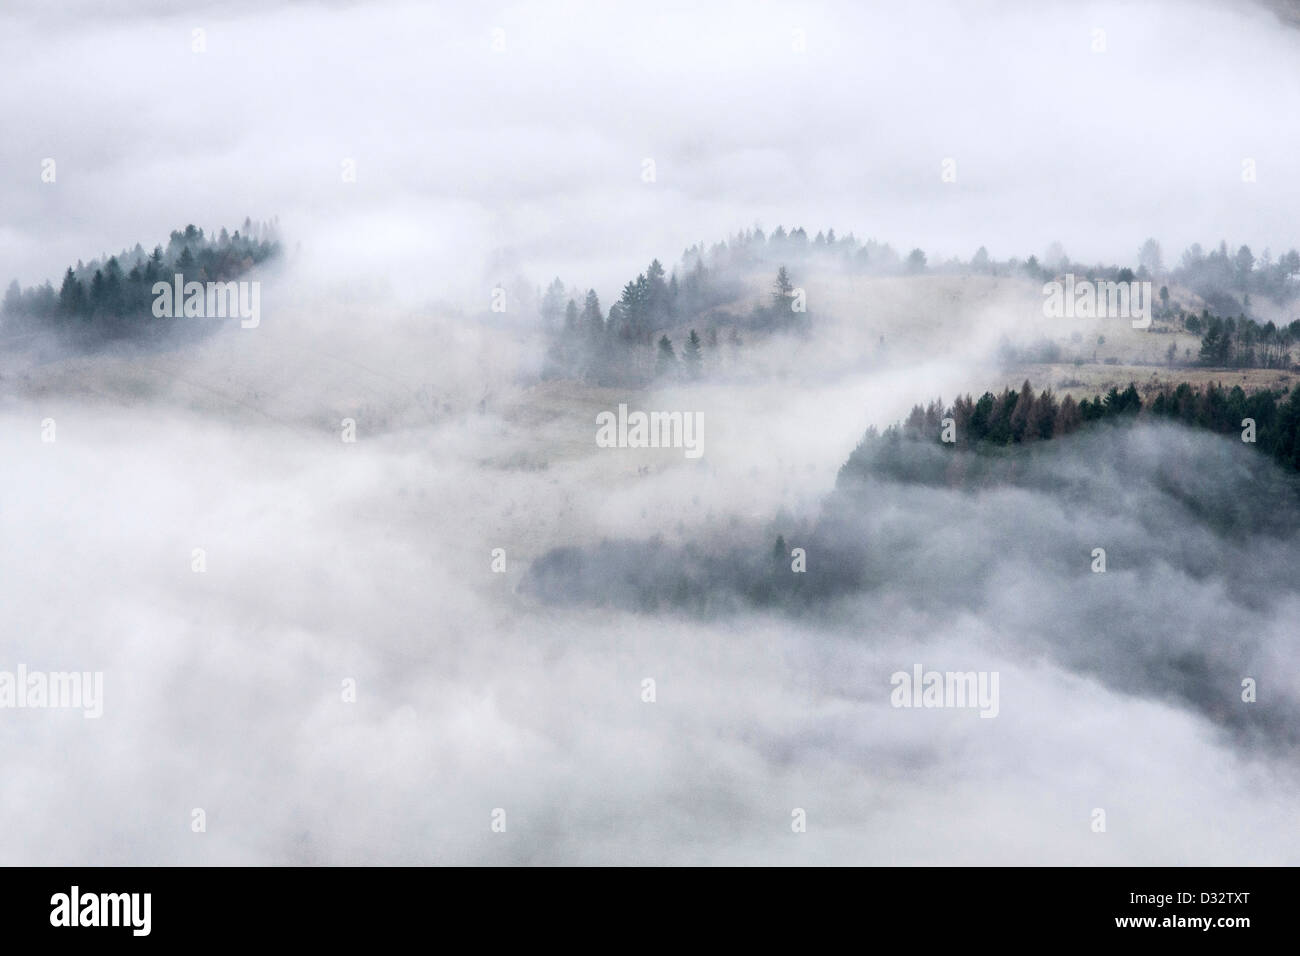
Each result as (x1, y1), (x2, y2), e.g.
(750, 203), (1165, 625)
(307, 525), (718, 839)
(88, 269), (106, 315)
(540, 278), (566, 329)
(772, 265), (794, 305)
(580, 290), (606, 382)
(986, 387), (1017, 444)
(1054, 395), (1081, 434)
(683, 329), (703, 379)
(655, 334), (678, 378)
(58, 268), (84, 317)
(620, 275), (650, 341)
(1009, 380), (1035, 442)
(771, 266), (795, 323)
(646, 259), (669, 323)
(581, 290), (603, 339)
(559, 299), (581, 375)
(1028, 389), (1059, 440)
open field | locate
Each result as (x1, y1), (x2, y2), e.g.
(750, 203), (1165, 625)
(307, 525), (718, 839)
(997, 362), (1298, 402)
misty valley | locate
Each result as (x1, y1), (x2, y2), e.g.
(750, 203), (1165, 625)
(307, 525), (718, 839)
(4, 212), (1300, 868)
(4, 0), (1300, 880)
(4, 206), (1300, 869)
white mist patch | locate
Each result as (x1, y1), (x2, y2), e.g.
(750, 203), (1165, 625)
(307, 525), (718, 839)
(2, 360), (1299, 865)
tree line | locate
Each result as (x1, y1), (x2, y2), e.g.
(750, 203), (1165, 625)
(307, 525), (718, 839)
(538, 227), (1300, 386)
(1188, 312), (1300, 369)
(669, 229), (1300, 305)
(2, 220), (280, 340)
(543, 257), (805, 386)
(847, 380), (1300, 481)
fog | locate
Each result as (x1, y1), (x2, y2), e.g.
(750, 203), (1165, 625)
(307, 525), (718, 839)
(2, 0), (1300, 865)
(5, 352), (1299, 863)
(5, 0), (1300, 302)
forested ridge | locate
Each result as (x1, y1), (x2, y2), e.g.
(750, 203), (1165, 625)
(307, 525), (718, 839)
(841, 379), (1300, 487)
(540, 228), (1300, 387)
(527, 378), (1300, 627)
(2, 220), (280, 342)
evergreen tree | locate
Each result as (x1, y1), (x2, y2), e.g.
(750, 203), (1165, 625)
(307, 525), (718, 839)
(1199, 320), (1231, 365)
(88, 269), (106, 315)
(103, 257), (123, 315)
(581, 289), (603, 339)
(1028, 387), (1058, 440)
(655, 334), (678, 378)
(540, 277), (567, 329)
(58, 268), (84, 317)
(683, 329), (703, 379)
(646, 259), (669, 324)
(1009, 380), (1035, 442)
(580, 290), (606, 381)
(620, 275), (648, 341)
(772, 265), (794, 312)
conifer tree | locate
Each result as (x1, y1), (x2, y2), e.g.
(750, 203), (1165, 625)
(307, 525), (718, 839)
(683, 329), (703, 379)
(655, 334), (677, 378)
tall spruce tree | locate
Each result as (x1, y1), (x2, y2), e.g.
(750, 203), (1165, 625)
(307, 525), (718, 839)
(683, 329), (703, 379)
